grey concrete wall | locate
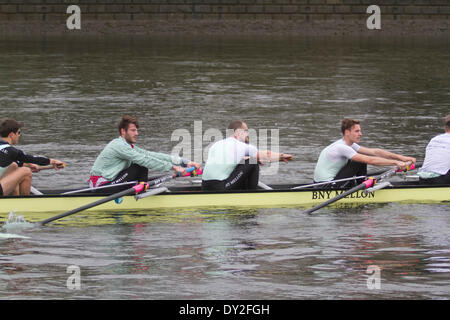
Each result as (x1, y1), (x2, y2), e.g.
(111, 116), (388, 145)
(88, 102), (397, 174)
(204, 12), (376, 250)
(0, 1), (448, 37)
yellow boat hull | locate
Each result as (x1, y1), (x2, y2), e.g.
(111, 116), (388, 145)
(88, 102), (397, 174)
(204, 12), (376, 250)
(1, 185), (448, 224)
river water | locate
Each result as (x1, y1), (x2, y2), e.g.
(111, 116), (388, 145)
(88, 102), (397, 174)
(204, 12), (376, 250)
(0, 36), (449, 300)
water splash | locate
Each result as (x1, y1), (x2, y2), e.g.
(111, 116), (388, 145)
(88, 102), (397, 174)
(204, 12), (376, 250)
(6, 211), (27, 224)
(1, 211), (34, 233)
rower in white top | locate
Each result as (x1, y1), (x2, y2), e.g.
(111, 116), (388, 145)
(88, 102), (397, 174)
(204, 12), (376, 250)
(202, 120), (293, 191)
(313, 118), (416, 188)
(418, 115), (450, 185)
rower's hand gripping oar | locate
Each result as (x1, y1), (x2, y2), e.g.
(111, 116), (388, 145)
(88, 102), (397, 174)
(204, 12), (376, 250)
(35, 167), (199, 227)
(143, 167), (202, 189)
(132, 167), (203, 200)
(303, 163), (415, 215)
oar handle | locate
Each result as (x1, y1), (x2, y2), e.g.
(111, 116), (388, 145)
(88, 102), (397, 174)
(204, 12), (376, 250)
(132, 183), (147, 193)
(185, 167), (202, 177)
(396, 163), (415, 172)
(175, 166), (197, 177)
(362, 178), (375, 189)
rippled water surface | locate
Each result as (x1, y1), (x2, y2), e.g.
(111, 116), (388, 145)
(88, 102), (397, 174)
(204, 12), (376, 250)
(0, 36), (449, 299)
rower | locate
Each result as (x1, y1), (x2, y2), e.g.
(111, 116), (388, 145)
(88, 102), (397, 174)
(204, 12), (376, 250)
(313, 118), (416, 188)
(418, 115), (450, 185)
(201, 120), (293, 191)
(89, 115), (201, 191)
(0, 118), (66, 196)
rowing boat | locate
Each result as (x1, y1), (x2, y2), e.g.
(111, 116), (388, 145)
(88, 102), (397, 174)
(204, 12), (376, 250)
(1, 181), (448, 224)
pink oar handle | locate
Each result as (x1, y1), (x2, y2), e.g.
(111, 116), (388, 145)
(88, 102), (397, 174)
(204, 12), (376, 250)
(362, 178), (375, 189)
(132, 184), (147, 193)
(185, 168), (203, 176)
(395, 163), (415, 172)
(133, 167), (203, 194)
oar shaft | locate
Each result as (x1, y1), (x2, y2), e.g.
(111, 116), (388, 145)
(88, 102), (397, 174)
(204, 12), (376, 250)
(303, 166), (400, 215)
(303, 183), (367, 215)
(145, 167), (199, 187)
(62, 181), (138, 195)
(38, 165), (55, 170)
(36, 185), (142, 227)
(62, 168), (202, 195)
(35, 167), (198, 227)
(147, 174), (176, 187)
(38, 164), (66, 170)
(291, 175), (367, 190)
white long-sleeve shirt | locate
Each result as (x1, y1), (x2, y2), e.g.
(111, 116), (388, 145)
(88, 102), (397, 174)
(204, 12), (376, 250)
(202, 137), (258, 181)
(418, 133), (450, 178)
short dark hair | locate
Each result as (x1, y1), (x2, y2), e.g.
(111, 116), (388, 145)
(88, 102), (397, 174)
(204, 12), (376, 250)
(118, 115), (139, 134)
(445, 115), (450, 131)
(0, 118), (24, 138)
(341, 119), (360, 135)
(227, 120), (245, 132)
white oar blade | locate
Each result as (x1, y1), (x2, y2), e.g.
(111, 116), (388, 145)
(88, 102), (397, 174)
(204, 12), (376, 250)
(0, 233), (30, 239)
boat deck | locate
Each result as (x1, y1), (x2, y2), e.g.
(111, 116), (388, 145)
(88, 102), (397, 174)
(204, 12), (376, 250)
(27, 180), (450, 196)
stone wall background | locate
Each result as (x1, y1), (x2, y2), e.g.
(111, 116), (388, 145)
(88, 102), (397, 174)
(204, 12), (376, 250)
(0, 0), (448, 37)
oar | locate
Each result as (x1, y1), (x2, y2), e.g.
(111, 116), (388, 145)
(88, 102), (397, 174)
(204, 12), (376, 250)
(30, 164), (66, 195)
(62, 168), (203, 195)
(35, 167), (199, 227)
(303, 164), (415, 215)
(258, 181), (273, 190)
(139, 167), (202, 188)
(291, 163), (422, 190)
(35, 163), (66, 171)
(30, 186), (43, 195)
(134, 167), (202, 199)
(34, 183), (147, 227)
(291, 175), (368, 190)
(62, 176), (166, 195)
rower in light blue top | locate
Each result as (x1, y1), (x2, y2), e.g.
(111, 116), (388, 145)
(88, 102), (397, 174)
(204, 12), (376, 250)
(89, 115), (201, 189)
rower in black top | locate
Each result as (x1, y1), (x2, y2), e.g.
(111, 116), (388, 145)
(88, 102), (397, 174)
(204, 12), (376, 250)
(0, 118), (66, 196)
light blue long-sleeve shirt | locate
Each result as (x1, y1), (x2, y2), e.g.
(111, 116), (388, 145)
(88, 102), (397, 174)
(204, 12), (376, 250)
(90, 137), (182, 181)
